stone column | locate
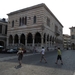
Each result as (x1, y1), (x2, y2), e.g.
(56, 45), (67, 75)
(41, 34), (44, 47)
(25, 36), (27, 46)
(18, 36), (20, 44)
(32, 34), (35, 47)
(50, 41), (51, 47)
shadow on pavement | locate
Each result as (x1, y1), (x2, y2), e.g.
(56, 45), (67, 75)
(14, 65), (22, 69)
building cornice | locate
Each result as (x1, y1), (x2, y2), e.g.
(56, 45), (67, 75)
(69, 26), (75, 29)
(0, 21), (8, 25)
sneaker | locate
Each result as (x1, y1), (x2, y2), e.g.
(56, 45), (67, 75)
(61, 63), (63, 65)
(45, 62), (47, 63)
(55, 62), (57, 64)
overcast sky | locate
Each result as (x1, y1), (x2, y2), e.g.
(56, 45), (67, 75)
(0, 0), (75, 35)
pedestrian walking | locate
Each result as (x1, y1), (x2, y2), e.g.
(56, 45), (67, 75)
(40, 47), (47, 63)
(17, 48), (24, 66)
(55, 47), (63, 65)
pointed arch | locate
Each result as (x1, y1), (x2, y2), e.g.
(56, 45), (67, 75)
(9, 35), (13, 44)
(0, 41), (4, 46)
(14, 34), (19, 44)
(27, 33), (33, 43)
(20, 34), (25, 45)
(35, 32), (41, 43)
(43, 33), (46, 43)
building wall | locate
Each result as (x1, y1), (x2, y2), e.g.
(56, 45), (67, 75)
(43, 7), (63, 39)
(70, 27), (75, 49)
(63, 34), (71, 50)
(7, 3), (63, 51)
(0, 19), (7, 48)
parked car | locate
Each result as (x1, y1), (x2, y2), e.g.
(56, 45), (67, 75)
(7, 49), (18, 53)
(1, 49), (8, 53)
(0, 46), (4, 53)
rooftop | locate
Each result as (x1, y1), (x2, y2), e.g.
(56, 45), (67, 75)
(0, 18), (8, 23)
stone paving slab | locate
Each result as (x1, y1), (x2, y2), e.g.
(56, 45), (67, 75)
(0, 50), (75, 75)
(0, 61), (74, 75)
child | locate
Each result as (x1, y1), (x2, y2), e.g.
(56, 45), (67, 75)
(17, 48), (23, 66)
(55, 47), (63, 65)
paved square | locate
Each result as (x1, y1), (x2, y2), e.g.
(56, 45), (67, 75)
(0, 50), (75, 75)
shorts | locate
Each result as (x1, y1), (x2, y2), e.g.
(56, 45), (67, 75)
(57, 55), (62, 60)
(41, 54), (45, 58)
(18, 55), (23, 60)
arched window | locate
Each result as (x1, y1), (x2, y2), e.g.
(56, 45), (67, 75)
(22, 17), (24, 25)
(25, 16), (27, 25)
(12, 20), (14, 27)
(27, 33), (33, 43)
(19, 18), (21, 26)
(33, 16), (36, 24)
(20, 34), (25, 45)
(0, 25), (2, 33)
(35, 32), (41, 43)
(47, 17), (50, 27)
(14, 34), (19, 44)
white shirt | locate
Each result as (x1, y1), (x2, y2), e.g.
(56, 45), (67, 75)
(41, 49), (45, 54)
(17, 50), (23, 54)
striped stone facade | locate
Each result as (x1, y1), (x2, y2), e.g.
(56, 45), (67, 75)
(7, 3), (63, 52)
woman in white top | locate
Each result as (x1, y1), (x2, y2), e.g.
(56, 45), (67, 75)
(40, 47), (47, 63)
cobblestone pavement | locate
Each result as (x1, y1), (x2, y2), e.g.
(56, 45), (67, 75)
(0, 50), (75, 75)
